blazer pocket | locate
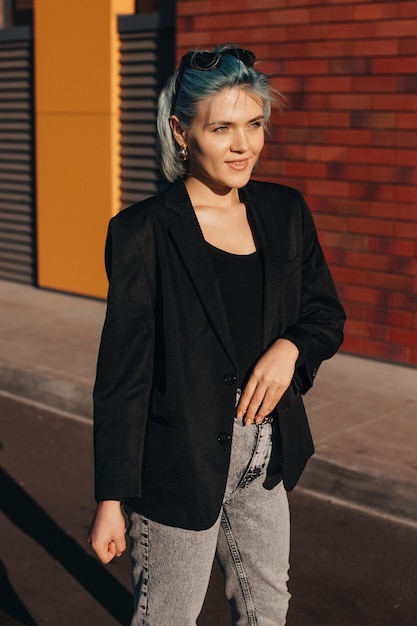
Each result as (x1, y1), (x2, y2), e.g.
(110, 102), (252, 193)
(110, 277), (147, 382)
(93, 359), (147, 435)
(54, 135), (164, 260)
(285, 252), (303, 276)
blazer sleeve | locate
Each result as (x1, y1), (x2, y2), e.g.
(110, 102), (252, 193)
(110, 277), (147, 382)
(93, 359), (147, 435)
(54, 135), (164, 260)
(281, 192), (346, 394)
(93, 213), (155, 502)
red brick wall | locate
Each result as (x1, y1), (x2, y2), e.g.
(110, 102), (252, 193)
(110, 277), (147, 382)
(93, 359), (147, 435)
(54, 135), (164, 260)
(177, 0), (417, 366)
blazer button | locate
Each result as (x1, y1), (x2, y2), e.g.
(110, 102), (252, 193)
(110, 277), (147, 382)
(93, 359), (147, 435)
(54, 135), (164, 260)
(223, 373), (237, 385)
(217, 432), (231, 444)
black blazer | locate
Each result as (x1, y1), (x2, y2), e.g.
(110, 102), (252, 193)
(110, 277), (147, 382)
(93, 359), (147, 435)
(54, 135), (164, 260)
(93, 179), (345, 530)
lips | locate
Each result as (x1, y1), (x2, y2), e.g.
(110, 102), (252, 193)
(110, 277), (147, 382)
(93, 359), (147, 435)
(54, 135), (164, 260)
(226, 159), (249, 171)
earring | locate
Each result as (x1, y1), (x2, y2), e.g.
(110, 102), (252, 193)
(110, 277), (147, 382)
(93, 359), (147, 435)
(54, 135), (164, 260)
(179, 145), (189, 161)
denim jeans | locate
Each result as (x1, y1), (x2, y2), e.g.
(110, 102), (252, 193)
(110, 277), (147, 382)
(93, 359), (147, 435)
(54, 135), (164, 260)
(126, 417), (290, 626)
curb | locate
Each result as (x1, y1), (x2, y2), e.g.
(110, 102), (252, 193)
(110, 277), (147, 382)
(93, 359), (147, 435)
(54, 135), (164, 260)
(299, 456), (417, 525)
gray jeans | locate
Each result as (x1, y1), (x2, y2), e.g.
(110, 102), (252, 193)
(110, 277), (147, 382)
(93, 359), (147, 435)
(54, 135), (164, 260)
(126, 418), (290, 626)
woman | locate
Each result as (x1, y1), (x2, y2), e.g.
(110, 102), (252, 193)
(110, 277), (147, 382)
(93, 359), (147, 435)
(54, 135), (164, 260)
(89, 44), (345, 625)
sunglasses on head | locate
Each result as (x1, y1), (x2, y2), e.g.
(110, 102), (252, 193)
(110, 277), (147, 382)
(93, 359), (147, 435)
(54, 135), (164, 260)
(180, 47), (256, 73)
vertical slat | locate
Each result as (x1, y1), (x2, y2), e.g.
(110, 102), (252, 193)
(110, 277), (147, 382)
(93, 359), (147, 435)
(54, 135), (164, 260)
(118, 15), (175, 207)
(0, 27), (35, 285)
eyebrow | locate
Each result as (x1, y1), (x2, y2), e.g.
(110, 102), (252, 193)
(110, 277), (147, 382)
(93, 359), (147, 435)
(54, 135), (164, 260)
(206, 115), (265, 127)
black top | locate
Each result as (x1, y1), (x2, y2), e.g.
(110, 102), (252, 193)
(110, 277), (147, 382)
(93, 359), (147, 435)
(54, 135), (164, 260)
(206, 242), (264, 386)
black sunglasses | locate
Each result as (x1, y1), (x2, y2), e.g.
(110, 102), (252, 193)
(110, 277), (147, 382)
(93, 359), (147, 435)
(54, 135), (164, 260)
(179, 47), (256, 73)
(171, 48), (256, 115)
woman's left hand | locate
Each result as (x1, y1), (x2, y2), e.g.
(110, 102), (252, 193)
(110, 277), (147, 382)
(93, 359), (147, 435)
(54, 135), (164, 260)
(236, 338), (299, 425)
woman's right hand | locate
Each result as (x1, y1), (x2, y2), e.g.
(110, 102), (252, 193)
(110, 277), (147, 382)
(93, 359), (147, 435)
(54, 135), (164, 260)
(88, 500), (126, 564)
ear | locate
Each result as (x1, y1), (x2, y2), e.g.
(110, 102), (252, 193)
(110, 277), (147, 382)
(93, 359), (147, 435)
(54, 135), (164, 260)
(169, 115), (187, 147)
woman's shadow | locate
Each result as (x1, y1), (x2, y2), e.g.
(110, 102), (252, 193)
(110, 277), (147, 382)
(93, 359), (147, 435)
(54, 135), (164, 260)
(0, 467), (133, 625)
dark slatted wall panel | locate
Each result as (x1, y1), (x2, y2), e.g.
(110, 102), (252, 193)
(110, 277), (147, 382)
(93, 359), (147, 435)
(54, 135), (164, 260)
(0, 27), (35, 284)
(119, 14), (175, 208)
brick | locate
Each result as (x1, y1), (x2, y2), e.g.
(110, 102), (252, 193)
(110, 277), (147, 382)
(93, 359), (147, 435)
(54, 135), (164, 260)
(372, 130), (417, 149)
(351, 39), (399, 57)
(331, 267), (367, 287)
(401, 2), (417, 18)
(256, 160), (287, 177)
(329, 57), (372, 75)
(343, 284), (383, 305)
(269, 40), (352, 59)
(372, 94), (417, 112)
(397, 113), (417, 129)
(390, 328), (417, 348)
(269, 8), (311, 24)
(307, 76), (352, 92)
(286, 161), (328, 179)
(398, 76), (417, 93)
(306, 145), (349, 162)
(368, 308), (414, 328)
(394, 187), (417, 204)
(388, 290), (417, 310)
(393, 150), (417, 167)
(177, 31), (212, 47)
(308, 4), (355, 23)
(349, 146), (415, 167)
(323, 232), (369, 252)
(348, 319), (388, 341)
(348, 216), (394, 237)
(350, 111), (396, 129)
(344, 302), (369, 321)
(267, 143), (307, 160)
(282, 110), (350, 128)
(369, 237), (416, 257)
(177, 1), (211, 16)
(328, 129), (372, 146)
(363, 339), (412, 363)
(328, 164), (414, 186)
(373, 57), (417, 74)
(285, 128), (328, 144)
(271, 77), (305, 94)
(375, 19), (417, 38)
(341, 250), (391, 272)
(349, 182), (394, 202)
(370, 200), (417, 220)
(390, 257), (417, 276)
(351, 76), (397, 93)
(329, 94), (373, 110)
(353, 2), (399, 21)
(369, 271), (413, 292)
(341, 335), (367, 355)
(306, 179), (350, 199)
(284, 59), (329, 75)
(399, 39), (417, 55)
(278, 0), (336, 6)
(394, 221), (417, 239)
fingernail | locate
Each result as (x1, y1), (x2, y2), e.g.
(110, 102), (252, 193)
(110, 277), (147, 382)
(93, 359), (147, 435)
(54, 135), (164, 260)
(236, 411), (243, 418)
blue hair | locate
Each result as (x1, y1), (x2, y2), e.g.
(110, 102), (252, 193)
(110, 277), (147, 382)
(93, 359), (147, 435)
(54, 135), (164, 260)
(157, 44), (285, 182)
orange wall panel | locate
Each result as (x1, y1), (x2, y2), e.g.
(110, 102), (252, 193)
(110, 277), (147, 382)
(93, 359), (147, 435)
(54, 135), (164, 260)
(34, 0), (135, 298)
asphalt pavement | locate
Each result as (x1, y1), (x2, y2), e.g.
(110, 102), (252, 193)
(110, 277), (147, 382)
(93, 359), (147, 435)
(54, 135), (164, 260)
(1, 394), (417, 625)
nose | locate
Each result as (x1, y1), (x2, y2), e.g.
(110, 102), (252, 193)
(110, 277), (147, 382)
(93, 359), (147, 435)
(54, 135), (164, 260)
(230, 128), (249, 153)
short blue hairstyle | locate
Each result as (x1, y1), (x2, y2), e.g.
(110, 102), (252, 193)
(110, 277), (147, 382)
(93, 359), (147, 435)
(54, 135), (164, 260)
(157, 44), (285, 182)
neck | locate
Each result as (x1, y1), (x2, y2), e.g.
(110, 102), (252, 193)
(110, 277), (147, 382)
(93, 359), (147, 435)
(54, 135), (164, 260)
(184, 176), (241, 209)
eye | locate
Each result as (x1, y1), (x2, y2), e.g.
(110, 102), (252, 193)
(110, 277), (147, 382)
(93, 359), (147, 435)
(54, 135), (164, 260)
(250, 121), (263, 129)
(213, 125), (229, 133)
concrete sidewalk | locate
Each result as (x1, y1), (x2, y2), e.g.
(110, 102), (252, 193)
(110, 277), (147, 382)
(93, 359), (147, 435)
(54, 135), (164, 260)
(1, 278), (417, 523)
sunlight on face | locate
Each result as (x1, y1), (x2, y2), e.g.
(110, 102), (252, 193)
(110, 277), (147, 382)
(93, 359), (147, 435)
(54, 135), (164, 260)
(185, 87), (265, 193)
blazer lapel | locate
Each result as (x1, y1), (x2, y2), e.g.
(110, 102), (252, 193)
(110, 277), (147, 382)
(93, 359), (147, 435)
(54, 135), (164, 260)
(164, 182), (238, 370)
